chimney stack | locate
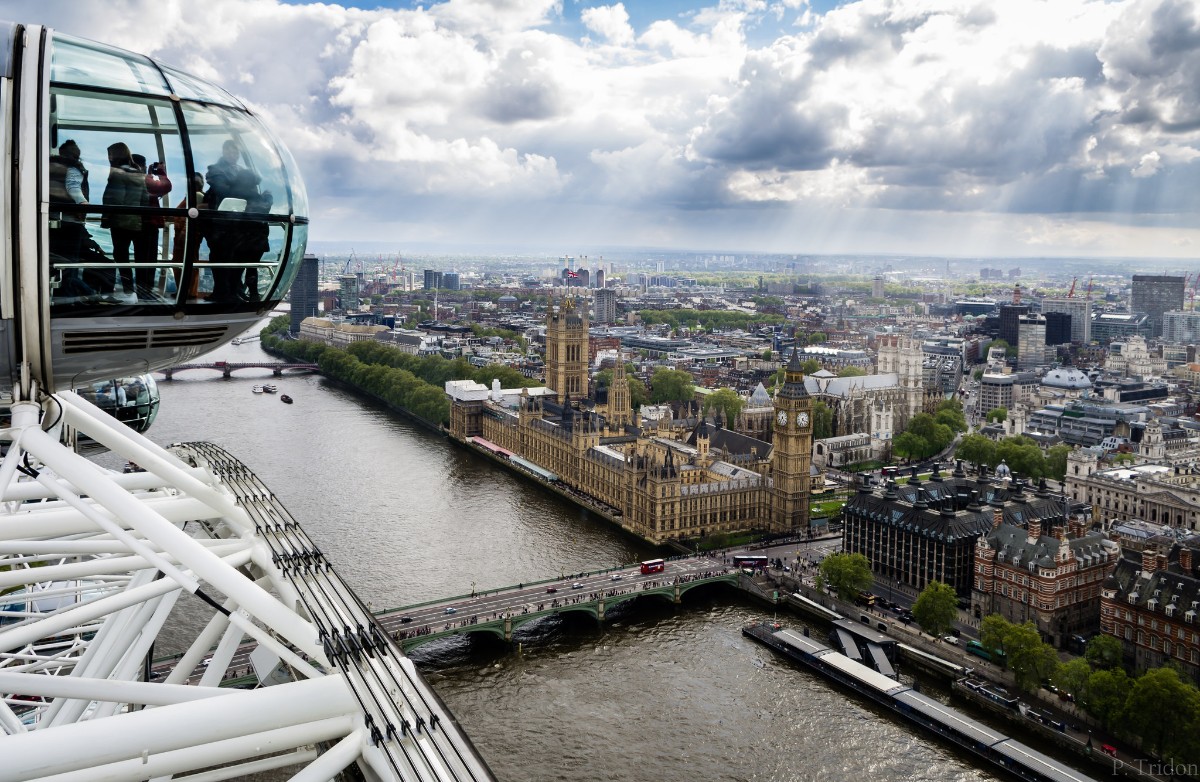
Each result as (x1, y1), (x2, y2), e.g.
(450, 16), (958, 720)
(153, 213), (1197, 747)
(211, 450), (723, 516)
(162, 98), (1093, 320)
(1181, 547), (1194, 574)
(993, 505), (1003, 530)
(1028, 516), (1042, 542)
(1142, 547), (1159, 574)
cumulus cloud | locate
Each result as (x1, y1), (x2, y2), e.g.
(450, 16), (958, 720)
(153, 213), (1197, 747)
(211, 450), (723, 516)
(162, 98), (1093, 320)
(8, 0), (1199, 256)
(582, 3), (635, 46)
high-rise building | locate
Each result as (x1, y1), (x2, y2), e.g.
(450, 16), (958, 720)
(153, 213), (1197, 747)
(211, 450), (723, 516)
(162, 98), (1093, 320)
(442, 272), (460, 291)
(423, 269), (442, 290)
(1040, 297), (1091, 344)
(1132, 275), (1185, 337)
(1044, 311), (1072, 345)
(338, 274), (360, 312)
(872, 276), (885, 299)
(1017, 314), (1046, 369)
(289, 254), (320, 334)
(999, 304), (1029, 347)
(1162, 310), (1200, 344)
(593, 288), (618, 324)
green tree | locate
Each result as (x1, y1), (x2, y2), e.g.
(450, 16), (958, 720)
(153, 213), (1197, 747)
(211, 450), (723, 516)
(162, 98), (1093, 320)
(812, 399), (834, 440)
(817, 552), (873, 600)
(1052, 658), (1093, 700)
(1045, 444), (1071, 482)
(1122, 668), (1197, 757)
(1084, 634), (1124, 670)
(808, 332), (827, 344)
(985, 406), (1008, 423)
(892, 431), (927, 462)
(934, 399), (967, 433)
(837, 366), (867, 377)
(912, 581), (958, 639)
(1010, 633), (1058, 692)
(994, 438), (1043, 479)
(703, 388), (745, 426)
(1083, 668), (1130, 730)
(979, 614), (1010, 654)
(800, 359), (820, 375)
(972, 368), (984, 380)
(649, 368), (696, 405)
(956, 433), (996, 466)
(761, 349), (773, 361)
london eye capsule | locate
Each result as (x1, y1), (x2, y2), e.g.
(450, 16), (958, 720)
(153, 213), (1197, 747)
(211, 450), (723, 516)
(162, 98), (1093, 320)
(0, 22), (309, 394)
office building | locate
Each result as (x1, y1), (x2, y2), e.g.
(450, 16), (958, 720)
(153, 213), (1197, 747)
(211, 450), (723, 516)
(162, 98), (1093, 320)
(423, 269), (442, 290)
(337, 274), (359, 311)
(1044, 312), (1072, 346)
(999, 304), (1029, 346)
(872, 276), (885, 298)
(1163, 310), (1200, 344)
(593, 288), (618, 324)
(1132, 275), (1185, 338)
(1091, 312), (1152, 343)
(289, 253), (320, 334)
(1101, 536), (1200, 678)
(1040, 297), (1091, 344)
(1017, 314), (1046, 369)
(843, 465), (1070, 598)
(442, 272), (461, 291)
(973, 506), (1115, 648)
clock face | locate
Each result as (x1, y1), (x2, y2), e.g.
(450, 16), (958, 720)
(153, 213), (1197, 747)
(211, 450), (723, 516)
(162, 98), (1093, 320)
(777, 411), (788, 426)
(797, 412), (810, 427)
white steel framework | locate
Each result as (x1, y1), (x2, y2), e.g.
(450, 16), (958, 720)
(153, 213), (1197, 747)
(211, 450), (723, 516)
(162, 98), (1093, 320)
(0, 389), (492, 782)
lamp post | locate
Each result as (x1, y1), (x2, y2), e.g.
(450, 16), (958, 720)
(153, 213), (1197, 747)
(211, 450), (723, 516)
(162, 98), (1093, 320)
(470, 581), (476, 598)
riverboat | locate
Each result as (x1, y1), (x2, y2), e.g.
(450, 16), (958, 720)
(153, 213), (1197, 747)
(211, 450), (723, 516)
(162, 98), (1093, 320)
(262, 384), (277, 394)
(252, 386), (264, 394)
(280, 395), (293, 404)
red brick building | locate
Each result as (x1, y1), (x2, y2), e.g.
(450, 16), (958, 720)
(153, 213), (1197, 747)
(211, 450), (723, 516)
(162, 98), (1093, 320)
(1100, 535), (1200, 680)
(972, 505), (1118, 648)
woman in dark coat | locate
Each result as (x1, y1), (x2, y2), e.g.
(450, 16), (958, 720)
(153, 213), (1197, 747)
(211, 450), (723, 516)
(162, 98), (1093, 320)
(102, 142), (149, 299)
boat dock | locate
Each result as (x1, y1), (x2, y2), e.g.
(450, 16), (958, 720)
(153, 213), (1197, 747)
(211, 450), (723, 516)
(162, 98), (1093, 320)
(743, 623), (1096, 782)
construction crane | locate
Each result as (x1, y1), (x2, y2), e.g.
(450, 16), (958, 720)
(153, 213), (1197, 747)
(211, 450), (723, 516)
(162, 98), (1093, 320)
(1191, 273), (1200, 311)
(1012, 284), (1022, 305)
(1086, 276), (1094, 301)
(1067, 277), (1077, 298)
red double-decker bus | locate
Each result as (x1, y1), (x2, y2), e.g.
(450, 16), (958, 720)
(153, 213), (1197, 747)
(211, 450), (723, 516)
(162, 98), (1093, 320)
(639, 558), (665, 574)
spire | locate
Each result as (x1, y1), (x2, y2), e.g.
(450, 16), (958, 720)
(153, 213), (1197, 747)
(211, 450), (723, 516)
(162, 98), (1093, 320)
(777, 345), (810, 400)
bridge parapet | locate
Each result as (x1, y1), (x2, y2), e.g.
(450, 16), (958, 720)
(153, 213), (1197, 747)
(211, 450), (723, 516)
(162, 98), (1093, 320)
(391, 572), (737, 653)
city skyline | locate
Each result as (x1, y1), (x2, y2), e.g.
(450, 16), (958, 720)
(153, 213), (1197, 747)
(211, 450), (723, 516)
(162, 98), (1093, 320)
(17, 0), (1200, 258)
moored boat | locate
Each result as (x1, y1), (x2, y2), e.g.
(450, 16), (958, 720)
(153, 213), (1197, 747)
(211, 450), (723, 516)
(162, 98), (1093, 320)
(262, 384), (277, 394)
(252, 385), (264, 394)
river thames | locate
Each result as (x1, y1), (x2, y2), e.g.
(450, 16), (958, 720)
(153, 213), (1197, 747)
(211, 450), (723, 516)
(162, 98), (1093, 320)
(142, 334), (1008, 782)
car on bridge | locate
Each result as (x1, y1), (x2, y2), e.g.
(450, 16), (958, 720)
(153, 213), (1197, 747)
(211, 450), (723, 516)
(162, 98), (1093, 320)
(444, 607), (457, 614)
(610, 574), (622, 581)
(546, 587), (558, 593)
(572, 582), (583, 589)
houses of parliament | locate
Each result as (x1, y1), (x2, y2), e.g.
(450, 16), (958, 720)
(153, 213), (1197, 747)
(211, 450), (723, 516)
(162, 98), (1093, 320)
(445, 296), (814, 544)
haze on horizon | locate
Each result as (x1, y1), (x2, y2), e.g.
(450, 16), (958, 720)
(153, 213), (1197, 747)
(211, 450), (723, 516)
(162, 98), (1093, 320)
(16, 0), (1200, 259)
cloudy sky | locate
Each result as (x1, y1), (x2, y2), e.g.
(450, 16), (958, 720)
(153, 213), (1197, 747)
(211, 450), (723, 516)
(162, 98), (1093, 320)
(15, 0), (1200, 258)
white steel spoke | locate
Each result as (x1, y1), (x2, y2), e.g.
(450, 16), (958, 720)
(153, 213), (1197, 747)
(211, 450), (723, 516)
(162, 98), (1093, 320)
(0, 393), (493, 781)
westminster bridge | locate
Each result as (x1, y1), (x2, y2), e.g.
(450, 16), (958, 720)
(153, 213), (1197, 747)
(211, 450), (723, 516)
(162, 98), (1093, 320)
(377, 557), (743, 651)
(156, 361), (320, 379)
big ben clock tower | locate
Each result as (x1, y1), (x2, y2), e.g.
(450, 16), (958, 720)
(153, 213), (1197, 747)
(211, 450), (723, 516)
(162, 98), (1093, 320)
(770, 347), (813, 533)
